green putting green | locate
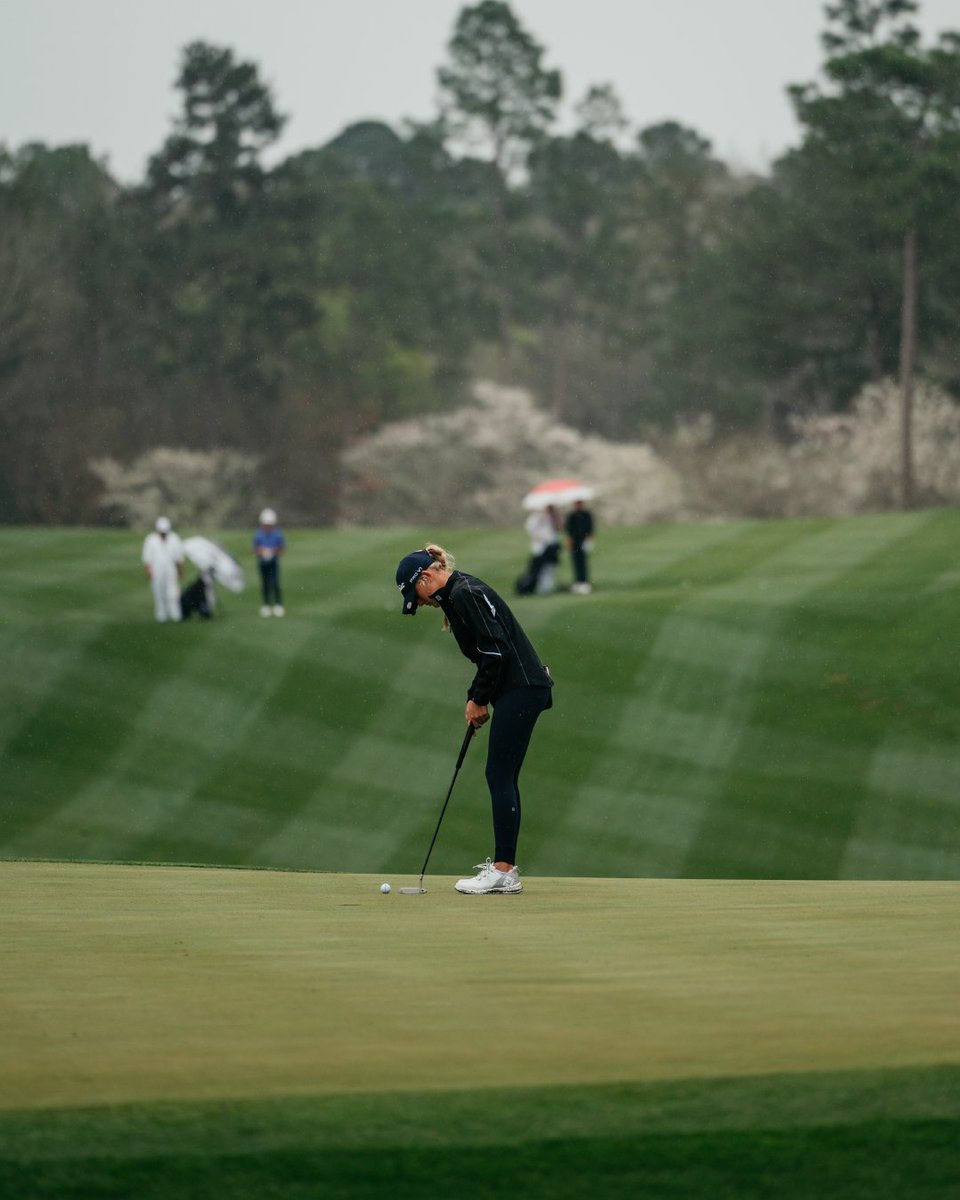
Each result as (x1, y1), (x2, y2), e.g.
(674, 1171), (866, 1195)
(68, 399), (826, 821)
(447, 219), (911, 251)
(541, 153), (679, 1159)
(2, 862), (958, 1111)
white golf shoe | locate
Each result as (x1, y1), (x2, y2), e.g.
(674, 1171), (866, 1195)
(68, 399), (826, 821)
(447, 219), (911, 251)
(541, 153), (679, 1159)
(455, 859), (522, 895)
(272, 605), (285, 617)
(259, 605), (272, 617)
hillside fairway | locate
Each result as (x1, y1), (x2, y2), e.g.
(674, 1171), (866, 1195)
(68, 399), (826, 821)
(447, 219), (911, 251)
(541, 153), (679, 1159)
(2, 862), (958, 1197)
(3, 514), (960, 881)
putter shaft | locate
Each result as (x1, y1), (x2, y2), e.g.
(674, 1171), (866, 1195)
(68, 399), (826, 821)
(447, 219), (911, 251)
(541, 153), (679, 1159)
(414, 723), (476, 888)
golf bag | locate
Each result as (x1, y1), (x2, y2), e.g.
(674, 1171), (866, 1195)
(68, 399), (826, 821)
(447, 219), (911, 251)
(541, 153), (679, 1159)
(180, 574), (213, 620)
(515, 556), (539, 595)
(515, 543), (560, 596)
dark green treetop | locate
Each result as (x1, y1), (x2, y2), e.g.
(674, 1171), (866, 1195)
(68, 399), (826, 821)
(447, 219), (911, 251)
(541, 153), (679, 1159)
(146, 41), (286, 220)
(437, 0), (561, 177)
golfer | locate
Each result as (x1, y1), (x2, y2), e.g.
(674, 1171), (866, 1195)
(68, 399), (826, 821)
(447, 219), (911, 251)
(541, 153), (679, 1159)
(396, 544), (553, 894)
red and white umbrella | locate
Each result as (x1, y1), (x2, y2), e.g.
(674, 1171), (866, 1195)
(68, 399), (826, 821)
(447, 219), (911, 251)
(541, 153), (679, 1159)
(521, 478), (595, 510)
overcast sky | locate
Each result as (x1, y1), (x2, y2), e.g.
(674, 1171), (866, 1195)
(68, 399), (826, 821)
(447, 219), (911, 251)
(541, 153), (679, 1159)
(3, 0), (958, 182)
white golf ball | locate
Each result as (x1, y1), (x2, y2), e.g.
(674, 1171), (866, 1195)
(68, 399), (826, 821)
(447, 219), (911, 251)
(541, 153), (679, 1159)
(380, 882), (391, 894)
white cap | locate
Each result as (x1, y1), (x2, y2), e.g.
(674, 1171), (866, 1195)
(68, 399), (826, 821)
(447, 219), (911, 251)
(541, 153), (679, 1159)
(259, 508), (277, 525)
(156, 516), (172, 533)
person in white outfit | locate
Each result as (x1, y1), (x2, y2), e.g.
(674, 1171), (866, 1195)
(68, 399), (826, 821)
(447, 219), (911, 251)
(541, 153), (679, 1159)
(142, 516), (185, 622)
(523, 504), (562, 595)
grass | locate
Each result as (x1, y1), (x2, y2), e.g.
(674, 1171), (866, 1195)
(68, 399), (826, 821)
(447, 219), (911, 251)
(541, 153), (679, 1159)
(2, 515), (960, 1195)
(4, 863), (957, 1108)
(2, 1088), (958, 1199)
(2, 513), (960, 880)
(1, 861), (958, 1198)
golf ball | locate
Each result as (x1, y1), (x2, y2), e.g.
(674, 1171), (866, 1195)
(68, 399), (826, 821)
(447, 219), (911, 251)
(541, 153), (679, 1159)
(380, 882), (391, 894)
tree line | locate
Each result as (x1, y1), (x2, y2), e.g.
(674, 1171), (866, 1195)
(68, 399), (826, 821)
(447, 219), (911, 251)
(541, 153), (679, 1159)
(1, 0), (958, 525)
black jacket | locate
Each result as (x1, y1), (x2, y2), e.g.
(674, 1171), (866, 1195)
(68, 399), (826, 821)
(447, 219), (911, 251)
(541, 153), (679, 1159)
(564, 508), (594, 547)
(433, 571), (554, 706)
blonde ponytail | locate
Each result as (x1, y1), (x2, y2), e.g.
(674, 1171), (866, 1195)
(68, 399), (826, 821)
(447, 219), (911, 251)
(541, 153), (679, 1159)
(424, 543), (455, 629)
(425, 543), (455, 572)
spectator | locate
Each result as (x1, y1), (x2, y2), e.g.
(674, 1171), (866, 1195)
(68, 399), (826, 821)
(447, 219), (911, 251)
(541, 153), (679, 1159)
(565, 499), (595, 594)
(518, 504), (562, 595)
(141, 516), (184, 623)
(253, 508), (286, 617)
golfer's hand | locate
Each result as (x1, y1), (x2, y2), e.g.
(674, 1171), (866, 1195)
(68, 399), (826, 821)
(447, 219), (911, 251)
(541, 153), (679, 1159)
(465, 700), (489, 728)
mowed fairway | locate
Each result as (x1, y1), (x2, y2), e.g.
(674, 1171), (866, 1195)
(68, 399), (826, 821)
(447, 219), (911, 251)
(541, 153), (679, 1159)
(2, 513), (960, 881)
(1, 861), (959, 1197)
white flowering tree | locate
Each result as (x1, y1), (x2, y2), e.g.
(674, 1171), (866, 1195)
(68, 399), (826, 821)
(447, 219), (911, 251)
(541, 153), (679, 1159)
(685, 380), (960, 519)
(791, 380), (960, 513)
(90, 447), (261, 529)
(339, 381), (687, 526)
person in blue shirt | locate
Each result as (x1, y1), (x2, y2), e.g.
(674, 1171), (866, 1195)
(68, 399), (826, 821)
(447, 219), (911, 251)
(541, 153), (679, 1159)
(253, 508), (286, 617)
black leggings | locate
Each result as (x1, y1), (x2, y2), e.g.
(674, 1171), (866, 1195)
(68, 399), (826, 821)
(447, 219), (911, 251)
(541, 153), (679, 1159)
(259, 558), (282, 606)
(486, 686), (552, 865)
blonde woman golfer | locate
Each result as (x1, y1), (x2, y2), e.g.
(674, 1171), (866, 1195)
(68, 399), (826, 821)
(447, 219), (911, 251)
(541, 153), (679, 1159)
(395, 544), (553, 894)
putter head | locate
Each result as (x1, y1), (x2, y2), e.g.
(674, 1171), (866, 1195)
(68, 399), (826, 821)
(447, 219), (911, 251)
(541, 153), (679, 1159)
(398, 886), (426, 894)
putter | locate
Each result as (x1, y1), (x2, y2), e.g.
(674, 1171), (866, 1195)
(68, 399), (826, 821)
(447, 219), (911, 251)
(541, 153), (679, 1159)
(399, 722), (477, 893)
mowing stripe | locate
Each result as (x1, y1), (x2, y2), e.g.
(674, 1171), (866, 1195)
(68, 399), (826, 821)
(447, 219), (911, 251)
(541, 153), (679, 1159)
(681, 511), (933, 877)
(539, 513), (931, 878)
(0, 616), (112, 749)
(842, 744), (960, 878)
(4, 618), (317, 862)
(0, 622), (202, 846)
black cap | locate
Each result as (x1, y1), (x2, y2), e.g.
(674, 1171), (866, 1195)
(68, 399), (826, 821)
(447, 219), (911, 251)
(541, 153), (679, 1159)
(396, 550), (435, 615)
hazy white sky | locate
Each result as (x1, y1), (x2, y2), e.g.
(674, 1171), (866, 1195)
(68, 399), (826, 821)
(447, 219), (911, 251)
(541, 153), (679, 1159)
(2, 0), (958, 181)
